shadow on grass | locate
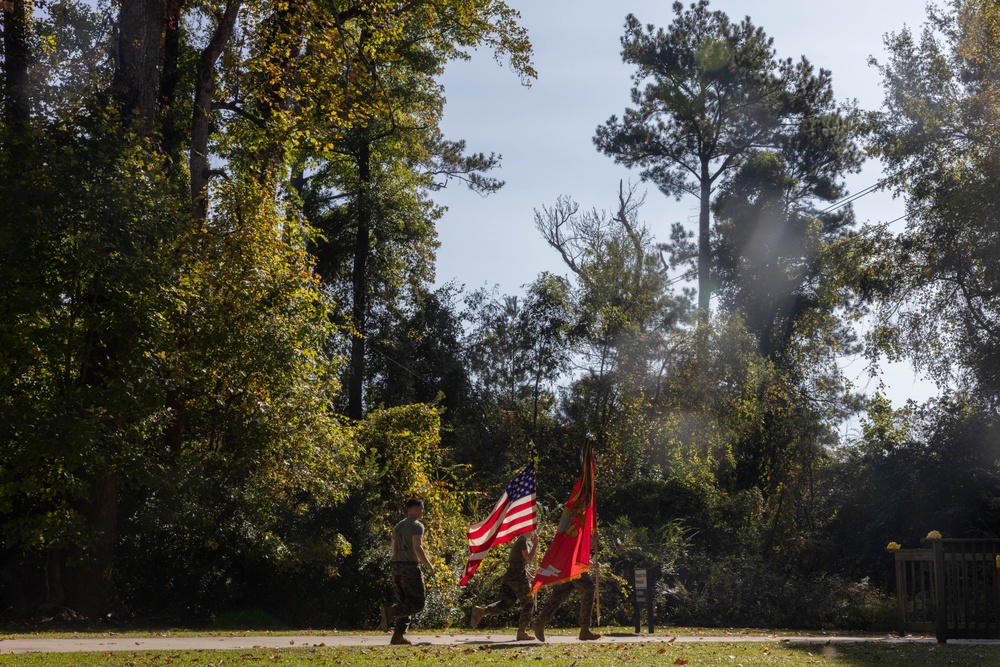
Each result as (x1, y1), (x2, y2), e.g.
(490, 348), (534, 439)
(784, 641), (1000, 667)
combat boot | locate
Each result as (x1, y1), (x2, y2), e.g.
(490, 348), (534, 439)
(470, 605), (487, 629)
(578, 627), (601, 641)
(389, 631), (411, 645)
(515, 627), (533, 641)
(533, 618), (546, 642)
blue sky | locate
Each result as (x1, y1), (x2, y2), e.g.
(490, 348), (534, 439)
(431, 0), (938, 412)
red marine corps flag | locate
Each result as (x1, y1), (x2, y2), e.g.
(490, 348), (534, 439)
(460, 464), (538, 586)
(531, 438), (596, 593)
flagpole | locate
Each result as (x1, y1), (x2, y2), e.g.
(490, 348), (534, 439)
(592, 436), (601, 627)
(529, 442), (539, 618)
(594, 530), (601, 627)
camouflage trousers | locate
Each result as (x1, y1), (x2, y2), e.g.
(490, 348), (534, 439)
(389, 563), (425, 633)
(537, 572), (595, 628)
(481, 566), (533, 629)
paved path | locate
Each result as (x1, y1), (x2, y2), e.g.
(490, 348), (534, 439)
(3, 632), (987, 654)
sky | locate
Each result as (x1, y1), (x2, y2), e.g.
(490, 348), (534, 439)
(431, 0), (938, 412)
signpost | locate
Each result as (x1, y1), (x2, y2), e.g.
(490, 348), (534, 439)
(632, 567), (656, 634)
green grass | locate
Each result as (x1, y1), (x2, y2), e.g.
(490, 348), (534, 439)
(3, 641), (999, 667)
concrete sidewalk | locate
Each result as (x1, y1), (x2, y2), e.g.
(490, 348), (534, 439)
(0, 632), (969, 654)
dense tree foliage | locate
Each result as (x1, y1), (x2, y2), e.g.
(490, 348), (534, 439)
(823, 0), (1000, 594)
(2, 0), (999, 632)
(862, 0), (1000, 402)
(0, 0), (533, 622)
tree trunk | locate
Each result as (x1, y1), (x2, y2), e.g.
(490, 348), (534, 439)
(67, 471), (123, 618)
(348, 141), (372, 421)
(45, 549), (66, 607)
(190, 0), (241, 220)
(91, 4), (182, 621)
(158, 0), (185, 154)
(697, 162), (712, 322)
(1, 0), (31, 128)
(112, 0), (166, 132)
(64, 317), (128, 618)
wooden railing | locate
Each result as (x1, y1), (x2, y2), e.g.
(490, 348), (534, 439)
(894, 539), (1000, 642)
(895, 547), (936, 635)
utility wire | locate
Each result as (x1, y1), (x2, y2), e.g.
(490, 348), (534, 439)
(820, 182), (883, 214)
(819, 158), (937, 215)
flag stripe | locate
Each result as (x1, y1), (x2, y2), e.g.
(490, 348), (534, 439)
(468, 498), (510, 539)
(468, 495), (536, 546)
(460, 465), (538, 587)
(469, 503), (536, 553)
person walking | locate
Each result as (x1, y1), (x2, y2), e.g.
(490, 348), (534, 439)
(530, 437), (601, 642)
(532, 571), (601, 641)
(380, 498), (434, 645)
(469, 530), (537, 640)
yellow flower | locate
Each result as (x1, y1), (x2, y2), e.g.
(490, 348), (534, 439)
(926, 530), (942, 540)
(886, 542), (902, 552)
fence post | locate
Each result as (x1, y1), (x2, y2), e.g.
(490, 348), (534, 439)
(934, 540), (947, 644)
(894, 552), (906, 637)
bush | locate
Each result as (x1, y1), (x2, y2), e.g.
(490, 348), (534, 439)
(661, 549), (894, 630)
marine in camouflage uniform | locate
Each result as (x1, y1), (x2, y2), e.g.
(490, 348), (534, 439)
(381, 498), (434, 645)
(532, 525), (601, 642)
(470, 532), (537, 640)
(534, 572), (598, 640)
(389, 562), (425, 623)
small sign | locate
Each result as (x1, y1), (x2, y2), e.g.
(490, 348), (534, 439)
(632, 567), (655, 634)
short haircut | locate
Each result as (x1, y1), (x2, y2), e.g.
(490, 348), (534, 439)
(405, 498), (424, 509)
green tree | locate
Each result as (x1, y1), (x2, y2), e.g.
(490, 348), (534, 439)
(863, 0), (1000, 403)
(333, 403), (469, 628)
(591, 1), (864, 551)
(0, 0), (193, 614)
(447, 275), (574, 491)
(535, 184), (689, 485)
(595, 0), (859, 326)
(0, 0), (536, 621)
(365, 284), (471, 412)
(712, 150), (862, 364)
(709, 150), (865, 495)
(826, 391), (1000, 583)
(289, 0), (535, 420)
(830, 0), (1000, 588)
(1, 0), (31, 129)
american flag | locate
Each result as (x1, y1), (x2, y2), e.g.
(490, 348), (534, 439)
(459, 464), (538, 586)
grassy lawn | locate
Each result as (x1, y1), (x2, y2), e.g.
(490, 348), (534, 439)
(2, 641), (999, 667)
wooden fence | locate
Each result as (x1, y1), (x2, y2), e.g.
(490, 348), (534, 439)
(894, 539), (1000, 642)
